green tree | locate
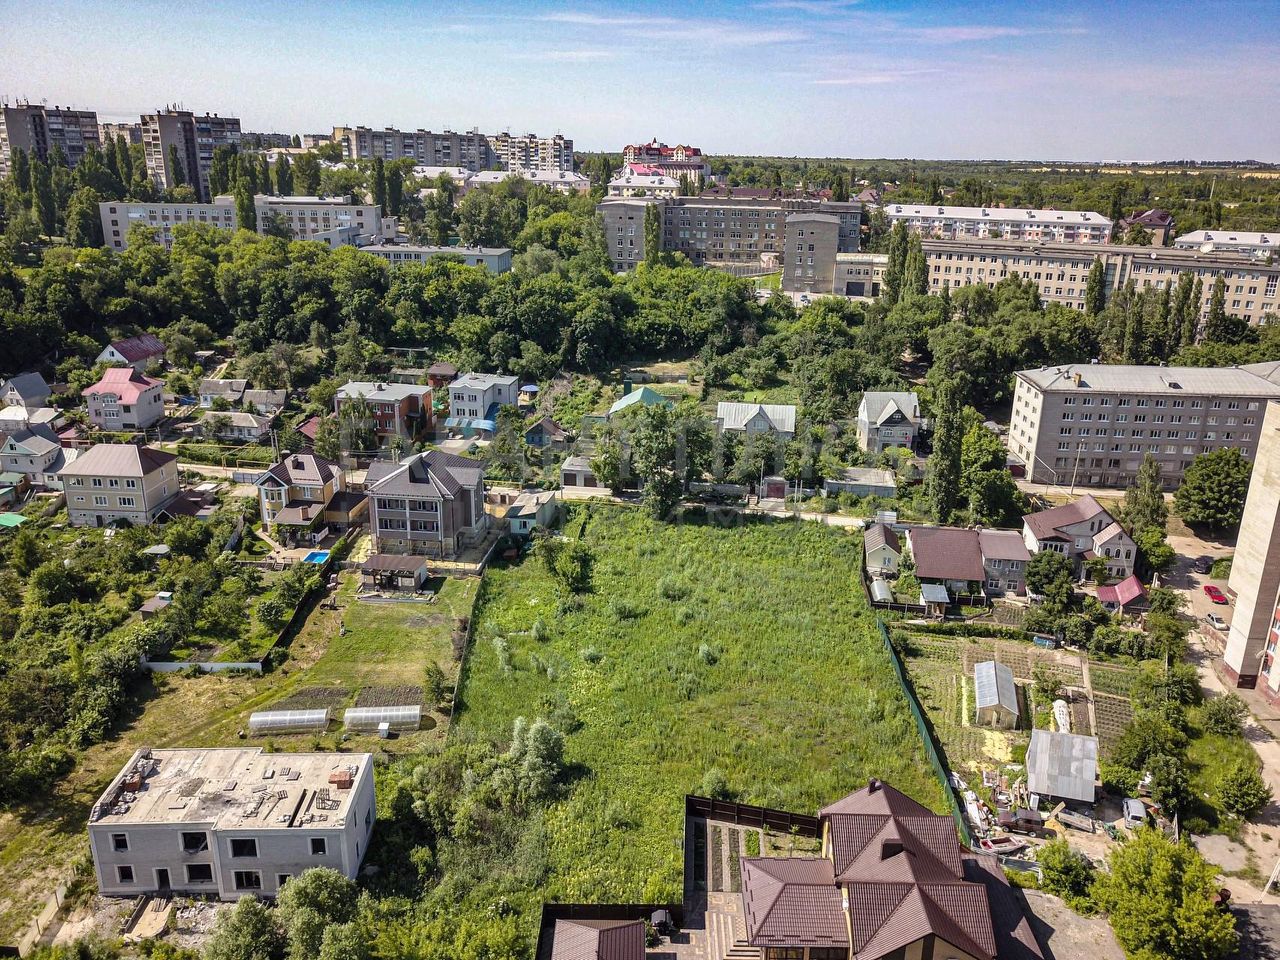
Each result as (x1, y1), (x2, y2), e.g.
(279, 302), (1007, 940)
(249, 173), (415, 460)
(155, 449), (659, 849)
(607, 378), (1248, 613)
(1202, 275), (1247, 344)
(1215, 760), (1272, 819)
(8, 527), (45, 576)
(274, 154), (294, 195)
(424, 661), (449, 706)
(1200, 693), (1247, 736)
(204, 896), (285, 960)
(1183, 276), (1203, 345)
(831, 173), (849, 202)
(1025, 550), (1074, 611)
(1123, 453), (1169, 533)
(33, 159), (57, 234)
(1175, 448), (1252, 532)
(1093, 829), (1237, 960)
(371, 156), (387, 208)
(293, 153), (322, 195)
(1038, 837), (1096, 912)
(553, 540), (593, 594)
(313, 417), (341, 462)
(318, 923), (368, 960)
(276, 867), (359, 960)
(1167, 271), (1195, 351)
(643, 202), (662, 265)
(927, 380), (962, 523)
(387, 167), (403, 216)
(1146, 753), (1191, 819)
(65, 187), (105, 247)
(882, 221), (909, 305)
(902, 234), (928, 300)
(234, 178), (257, 231)
(166, 144), (186, 187)
(1123, 223), (1153, 245)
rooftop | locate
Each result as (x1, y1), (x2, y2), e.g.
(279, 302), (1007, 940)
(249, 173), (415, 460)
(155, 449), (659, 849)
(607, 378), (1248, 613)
(105, 333), (166, 363)
(1022, 494), (1110, 542)
(336, 381), (431, 403)
(1027, 729), (1099, 803)
(974, 661), (1018, 714)
(360, 243), (512, 257)
(89, 748), (371, 830)
(907, 527), (986, 583)
(450, 372), (519, 390)
(716, 401), (796, 434)
(1175, 229), (1275, 249)
(59, 443), (176, 478)
(886, 204), (1110, 227)
(860, 391), (920, 426)
(1016, 364), (1280, 398)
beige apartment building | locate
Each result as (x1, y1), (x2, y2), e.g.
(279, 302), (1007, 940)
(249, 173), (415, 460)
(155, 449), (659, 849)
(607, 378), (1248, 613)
(141, 109), (241, 201)
(0, 101), (100, 175)
(332, 125), (492, 169)
(1008, 363), (1280, 489)
(1175, 229), (1277, 260)
(60, 444), (179, 527)
(1224, 399), (1280, 702)
(100, 121), (143, 145)
(486, 132), (574, 172)
(883, 204), (1113, 244)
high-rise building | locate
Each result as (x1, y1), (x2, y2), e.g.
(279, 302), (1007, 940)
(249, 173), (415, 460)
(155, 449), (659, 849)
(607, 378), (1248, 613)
(0, 101), (100, 175)
(140, 108), (241, 201)
(100, 121), (143, 145)
(330, 126), (492, 169)
(486, 132), (573, 172)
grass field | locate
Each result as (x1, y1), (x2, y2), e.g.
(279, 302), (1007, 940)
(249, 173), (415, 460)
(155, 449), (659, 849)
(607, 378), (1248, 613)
(454, 504), (942, 904)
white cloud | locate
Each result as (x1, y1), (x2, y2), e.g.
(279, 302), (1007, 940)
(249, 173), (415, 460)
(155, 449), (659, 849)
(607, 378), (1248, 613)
(753, 0), (862, 12)
(540, 12), (807, 46)
(811, 68), (940, 85)
(513, 49), (614, 62)
(903, 24), (1089, 43)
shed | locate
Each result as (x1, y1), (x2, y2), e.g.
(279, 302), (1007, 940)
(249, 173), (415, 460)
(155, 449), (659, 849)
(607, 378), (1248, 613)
(550, 919), (645, 960)
(561, 455), (599, 488)
(360, 554), (429, 591)
(1027, 729), (1099, 804)
(824, 466), (898, 499)
(139, 593), (173, 620)
(1097, 574), (1147, 613)
(973, 661), (1018, 729)
(919, 582), (950, 618)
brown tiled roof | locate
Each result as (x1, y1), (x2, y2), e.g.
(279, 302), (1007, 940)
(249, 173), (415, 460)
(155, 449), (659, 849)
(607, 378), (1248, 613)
(261, 452), (337, 487)
(741, 858), (848, 947)
(1022, 495), (1108, 541)
(550, 919), (644, 960)
(977, 529), (1030, 563)
(830, 815), (963, 884)
(108, 333), (166, 363)
(864, 522), (900, 555)
(819, 780), (934, 818)
(907, 527), (985, 582)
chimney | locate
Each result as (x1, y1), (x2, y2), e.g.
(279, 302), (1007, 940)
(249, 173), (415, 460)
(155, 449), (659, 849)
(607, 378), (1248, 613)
(1074, 372), (1082, 386)
(867, 778), (881, 793)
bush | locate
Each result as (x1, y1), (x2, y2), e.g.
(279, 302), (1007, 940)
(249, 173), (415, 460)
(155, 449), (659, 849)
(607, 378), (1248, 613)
(657, 575), (691, 601)
(1201, 694), (1248, 737)
(699, 767), (730, 799)
(580, 646), (603, 664)
(1216, 760), (1272, 819)
(1037, 837), (1097, 913)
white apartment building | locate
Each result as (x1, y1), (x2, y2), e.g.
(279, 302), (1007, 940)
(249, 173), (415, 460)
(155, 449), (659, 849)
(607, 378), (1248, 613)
(1009, 364), (1280, 490)
(486, 132), (574, 172)
(883, 204), (1113, 244)
(448, 373), (518, 421)
(608, 171), (681, 199)
(60, 444), (179, 527)
(1175, 230), (1278, 260)
(359, 244), (512, 272)
(89, 748), (375, 900)
(331, 126), (491, 169)
(468, 169), (590, 194)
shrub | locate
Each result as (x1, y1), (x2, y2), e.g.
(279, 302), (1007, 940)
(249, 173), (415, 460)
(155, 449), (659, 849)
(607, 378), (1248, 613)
(610, 599), (645, 620)
(697, 643), (719, 666)
(699, 767), (730, 799)
(1201, 694), (1248, 737)
(1037, 837), (1097, 913)
(580, 646), (603, 664)
(492, 637), (512, 674)
(658, 576), (691, 601)
(1216, 760), (1272, 819)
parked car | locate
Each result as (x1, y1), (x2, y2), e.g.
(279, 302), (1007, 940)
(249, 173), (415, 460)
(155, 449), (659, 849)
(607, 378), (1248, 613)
(1122, 798), (1149, 828)
(997, 809), (1045, 836)
(1206, 612), (1228, 631)
(1204, 584), (1229, 604)
(1193, 556), (1213, 574)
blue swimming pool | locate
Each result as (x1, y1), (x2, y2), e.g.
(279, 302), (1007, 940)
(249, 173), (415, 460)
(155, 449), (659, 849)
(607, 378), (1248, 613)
(302, 550), (331, 564)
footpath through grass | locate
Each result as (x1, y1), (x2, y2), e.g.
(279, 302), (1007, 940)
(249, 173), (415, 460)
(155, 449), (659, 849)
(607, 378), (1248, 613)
(455, 505), (942, 903)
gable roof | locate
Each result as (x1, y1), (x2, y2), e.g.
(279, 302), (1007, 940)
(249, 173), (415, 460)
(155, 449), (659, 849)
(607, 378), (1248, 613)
(2, 424), (61, 457)
(366, 449), (484, 499)
(609, 386), (671, 417)
(1027, 729), (1099, 803)
(1097, 574), (1146, 607)
(978, 529), (1031, 563)
(1022, 495), (1110, 541)
(741, 857), (848, 947)
(907, 527), (985, 582)
(105, 333), (166, 363)
(550, 919), (645, 960)
(259, 452), (338, 488)
(244, 388), (287, 410)
(865, 522), (900, 555)
(201, 410), (271, 430)
(83, 366), (162, 403)
(525, 416), (566, 441)
(59, 443), (176, 478)
(716, 402), (797, 434)
(199, 378), (248, 399)
(2, 372), (51, 403)
(860, 392), (920, 426)
(974, 661), (1018, 714)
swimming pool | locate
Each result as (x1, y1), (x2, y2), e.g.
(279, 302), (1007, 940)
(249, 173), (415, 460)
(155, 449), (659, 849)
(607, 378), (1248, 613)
(302, 550), (331, 564)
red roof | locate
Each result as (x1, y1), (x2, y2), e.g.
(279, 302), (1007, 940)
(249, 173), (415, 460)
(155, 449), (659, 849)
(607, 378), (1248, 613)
(83, 366), (163, 404)
(107, 333), (166, 363)
(550, 919), (644, 960)
(297, 414), (324, 441)
(1096, 574), (1146, 607)
(907, 527), (986, 583)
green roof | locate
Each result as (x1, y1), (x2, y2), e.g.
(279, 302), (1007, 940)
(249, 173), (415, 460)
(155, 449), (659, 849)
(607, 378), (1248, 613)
(0, 513), (28, 528)
(608, 386), (672, 417)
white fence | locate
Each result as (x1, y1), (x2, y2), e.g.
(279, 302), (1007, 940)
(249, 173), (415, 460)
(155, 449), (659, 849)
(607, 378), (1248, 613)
(142, 659), (263, 674)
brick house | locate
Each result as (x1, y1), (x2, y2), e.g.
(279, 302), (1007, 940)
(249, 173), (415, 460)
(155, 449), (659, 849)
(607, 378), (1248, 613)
(334, 381), (433, 448)
(366, 450), (487, 557)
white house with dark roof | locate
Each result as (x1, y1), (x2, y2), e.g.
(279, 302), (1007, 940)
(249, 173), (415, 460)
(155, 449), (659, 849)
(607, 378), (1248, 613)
(198, 379), (248, 408)
(857, 391), (921, 453)
(1022, 495), (1135, 580)
(715, 402), (796, 440)
(0, 424), (76, 489)
(96, 334), (167, 372)
(365, 449), (487, 557)
(1, 372), (51, 411)
(863, 522), (902, 577)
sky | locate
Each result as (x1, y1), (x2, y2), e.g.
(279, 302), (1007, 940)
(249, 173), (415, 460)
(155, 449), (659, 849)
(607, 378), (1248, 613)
(3, 0), (1279, 162)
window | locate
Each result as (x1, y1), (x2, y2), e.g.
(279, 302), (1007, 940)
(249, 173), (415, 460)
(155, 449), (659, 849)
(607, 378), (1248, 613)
(278, 874), (292, 889)
(186, 863), (213, 883)
(234, 870), (262, 891)
(112, 833), (129, 852)
(230, 838), (258, 858)
(182, 831), (208, 854)
(311, 837), (327, 856)
(117, 865), (134, 884)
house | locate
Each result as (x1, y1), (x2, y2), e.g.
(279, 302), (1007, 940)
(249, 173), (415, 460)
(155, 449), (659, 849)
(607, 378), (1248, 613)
(974, 661), (1019, 729)
(59, 444), (179, 526)
(96, 333), (167, 372)
(0, 471), (28, 508)
(1118, 208), (1176, 245)
(199, 411), (273, 441)
(138, 593), (173, 620)
(1, 372), (52, 411)
(425, 362), (458, 391)
(88, 747), (375, 901)
(978, 528), (1031, 596)
(1097, 574), (1148, 614)
(335, 381), (433, 447)
(715, 402), (796, 439)
(257, 451), (367, 543)
(0, 424), (77, 489)
(549, 919), (644, 960)
(863, 522), (901, 577)
(359, 554), (429, 592)
(198, 379), (248, 408)
(504, 489), (558, 537)
(0, 405), (63, 432)
(1022, 495), (1136, 580)
(365, 449), (488, 558)
(1026, 730), (1099, 805)
(297, 415), (325, 443)
(824, 466), (897, 499)
(525, 416), (568, 450)
(561, 455), (599, 489)
(83, 367), (165, 431)
(243, 389), (287, 416)
(740, 779), (1044, 960)
(906, 526), (986, 595)
(446, 373), (518, 433)
(857, 392), (921, 453)
(608, 386), (671, 419)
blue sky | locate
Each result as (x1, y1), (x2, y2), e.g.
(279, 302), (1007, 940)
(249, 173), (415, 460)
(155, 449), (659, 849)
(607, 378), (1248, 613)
(3, 0), (1278, 161)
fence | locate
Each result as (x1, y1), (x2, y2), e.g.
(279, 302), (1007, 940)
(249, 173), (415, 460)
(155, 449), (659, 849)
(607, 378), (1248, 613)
(142, 659), (263, 674)
(684, 795), (821, 837)
(5, 885), (66, 956)
(875, 618), (974, 847)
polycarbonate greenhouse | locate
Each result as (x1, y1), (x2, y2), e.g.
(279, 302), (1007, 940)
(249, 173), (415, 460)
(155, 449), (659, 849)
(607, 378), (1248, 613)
(343, 705), (421, 731)
(248, 709), (330, 734)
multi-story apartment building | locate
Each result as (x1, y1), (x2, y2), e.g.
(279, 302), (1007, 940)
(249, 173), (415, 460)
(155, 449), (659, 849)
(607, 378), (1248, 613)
(242, 131), (294, 149)
(1009, 363), (1280, 490)
(468, 168), (590, 194)
(334, 381), (433, 449)
(60, 444), (179, 526)
(1224, 400), (1280, 702)
(89, 748), (375, 900)
(99, 121), (143, 145)
(598, 194), (861, 272)
(82, 367), (165, 431)
(301, 133), (331, 148)
(448, 373), (518, 422)
(487, 132), (573, 172)
(366, 450), (488, 558)
(141, 109), (242, 201)
(608, 170), (681, 199)
(622, 140), (710, 181)
(360, 244), (512, 272)
(331, 125), (493, 169)
(883, 204), (1112, 244)
(250, 194), (390, 241)
(0, 102), (100, 175)
(1175, 229), (1277, 260)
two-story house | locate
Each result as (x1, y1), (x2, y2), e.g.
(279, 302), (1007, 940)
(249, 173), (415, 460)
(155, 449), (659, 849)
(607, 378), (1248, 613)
(447, 374), (518, 433)
(1022, 495), (1136, 580)
(334, 381), (433, 448)
(199, 379), (248, 408)
(715, 402), (797, 440)
(83, 367), (165, 431)
(978, 528), (1032, 596)
(256, 452), (367, 544)
(366, 450), (487, 558)
(1, 372), (52, 411)
(59, 443), (179, 527)
(96, 333), (166, 372)
(0, 424), (77, 489)
(857, 392), (921, 453)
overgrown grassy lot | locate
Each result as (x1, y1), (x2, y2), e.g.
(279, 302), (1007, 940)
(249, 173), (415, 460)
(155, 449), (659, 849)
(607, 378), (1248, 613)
(455, 504), (942, 904)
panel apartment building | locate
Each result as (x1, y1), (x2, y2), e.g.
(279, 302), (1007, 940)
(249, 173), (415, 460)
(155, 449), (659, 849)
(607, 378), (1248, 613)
(487, 132), (574, 172)
(331, 125), (492, 169)
(598, 193), (860, 272)
(1175, 229), (1277, 260)
(882, 203), (1113, 244)
(0, 101), (100, 175)
(89, 748), (375, 900)
(1008, 363), (1280, 489)
(141, 108), (242, 201)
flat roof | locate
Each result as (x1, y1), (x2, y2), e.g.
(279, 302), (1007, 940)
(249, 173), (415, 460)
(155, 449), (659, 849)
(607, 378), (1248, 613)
(886, 204), (1110, 226)
(1175, 229), (1275, 248)
(361, 243), (511, 256)
(91, 748), (371, 830)
(1016, 364), (1280, 398)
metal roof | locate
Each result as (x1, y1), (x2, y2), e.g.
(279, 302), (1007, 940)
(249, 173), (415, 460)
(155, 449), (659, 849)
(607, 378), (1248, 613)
(1026, 729), (1098, 803)
(1016, 364), (1280, 398)
(974, 661), (1018, 715)
(920, 583), (950, 604)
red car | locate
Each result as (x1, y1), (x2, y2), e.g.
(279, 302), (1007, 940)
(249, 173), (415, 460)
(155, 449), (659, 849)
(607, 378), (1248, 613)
(1204, 585), (1229, 605)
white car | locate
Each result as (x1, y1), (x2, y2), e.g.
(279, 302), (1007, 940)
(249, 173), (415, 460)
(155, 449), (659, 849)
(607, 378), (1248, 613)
(1206, 612), (1228, 631)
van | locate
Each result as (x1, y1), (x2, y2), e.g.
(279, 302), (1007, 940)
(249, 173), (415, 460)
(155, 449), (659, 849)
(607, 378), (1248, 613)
(1122, 798), (1148, 828)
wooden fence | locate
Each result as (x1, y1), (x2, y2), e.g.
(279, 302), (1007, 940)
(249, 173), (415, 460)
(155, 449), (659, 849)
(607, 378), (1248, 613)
(684, 795), (821, 837)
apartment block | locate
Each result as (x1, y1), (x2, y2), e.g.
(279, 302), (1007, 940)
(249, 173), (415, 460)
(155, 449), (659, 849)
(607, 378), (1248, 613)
(0, 102), (100, 175)
(487, 132), (573, 172)
(608, 170), (681, 199)
(1224, 399), (1280, 701)
(622, 140), (710, 180)
(1175, 229), (1277, 259)
(468, 168), (590, 194)
(100, 121), (143, 145)
(141, 109), (241, 201)
(331, 125), (492, 169)
(89, 748), (375, 900)
(360, 244), (512, 272)
(60, 444), (179, 526)
(883, 203), (1112, 244)
(1008, 363), (1280, 489)
(242, 131), (294, 149)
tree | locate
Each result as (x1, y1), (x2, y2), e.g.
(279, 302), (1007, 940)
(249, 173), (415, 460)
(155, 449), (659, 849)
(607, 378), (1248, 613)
(882, 221), (909, 305)
(276, 867), (359, 960)
(294, 153), (322, 195)
(1175, 448), (1251, 532)
(8, 527), (45, 576)
(33, 160), (57, 235)
(927, 380), (962, 523)
(831, 173), (849, 202)
(1038, 837), (1096, 912)
(1184, 276), (1204, 345)
(1093, 829), (1237, 960)
(318, 924), (368, 960)
(1084, 257), (1107, 317)
(313, 417), (341, 462)
(424, 661), (449, 706)
(65, 186), (105, 247)
(1201, 693), (1247, 736)
(234, 178), (257, 231)
(643, 202), (662, 265)
(1146, 753), (1191, 819)
(1123, 453), (1169, 533)
(204, 896), (285, 960)
(371, 157), (387, 208)
(1123, 223), (1153, 245)
(1216, 760), (1272, 819)
(387, 167), (403, 216)
(902, 234), (928, 300)
(1026, 550), (1074, 611)
(166, 144), (186, 187)
(553, 540), (593, 594)
(274, 154), (294, 195)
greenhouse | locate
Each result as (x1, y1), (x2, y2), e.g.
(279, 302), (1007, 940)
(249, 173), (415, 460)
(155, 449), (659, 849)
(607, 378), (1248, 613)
(343, 704), (422, 731)
(248, 708), (330, 735)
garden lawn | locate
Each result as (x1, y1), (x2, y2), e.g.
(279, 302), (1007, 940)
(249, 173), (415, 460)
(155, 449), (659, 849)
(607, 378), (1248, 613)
(455, 504), (942, 904)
